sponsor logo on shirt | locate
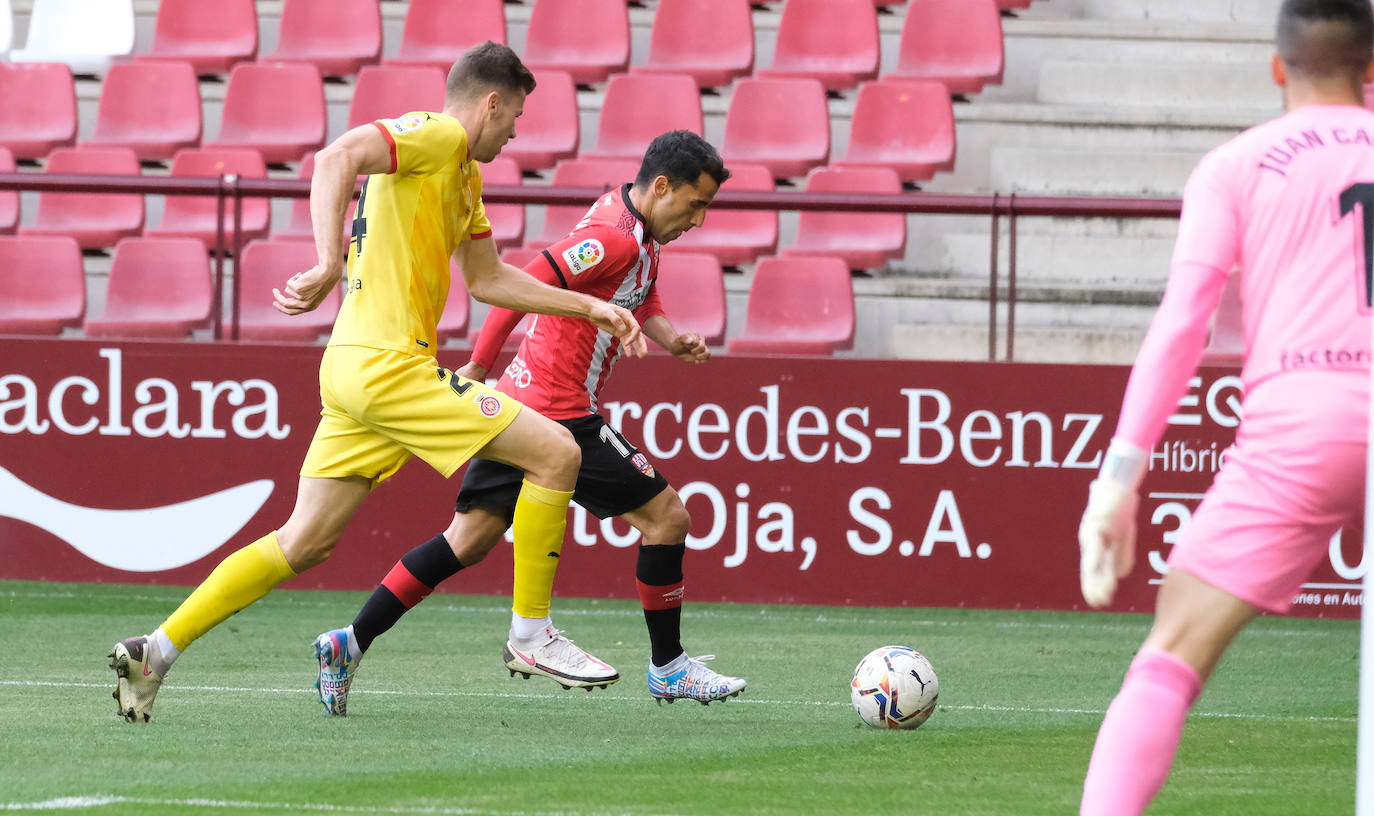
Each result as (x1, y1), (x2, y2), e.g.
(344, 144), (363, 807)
(563, 239), (605, 275)
(387, 114), (428, 135)
(477, 394), (502, 418)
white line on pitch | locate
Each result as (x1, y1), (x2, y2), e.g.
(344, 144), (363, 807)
(0, 794), (562, 815)
(3, 679), (1354, 724)
(2, 587), (1358, 640)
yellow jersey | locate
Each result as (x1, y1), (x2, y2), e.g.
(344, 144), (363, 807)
(328, 111), (493, 356)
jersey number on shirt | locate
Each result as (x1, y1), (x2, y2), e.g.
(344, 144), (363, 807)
(1338, 182), (1374, 308)
(350, 177), (370, 258)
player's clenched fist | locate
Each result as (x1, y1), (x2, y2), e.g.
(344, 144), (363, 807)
(274, 264), (341, 315)
(669, 332), (710, 364)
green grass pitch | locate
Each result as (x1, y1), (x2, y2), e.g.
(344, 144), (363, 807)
(0, 579), (1357, 815)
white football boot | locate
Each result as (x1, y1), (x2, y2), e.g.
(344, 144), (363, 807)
(313, 628), (361, 716)
(502, 626), (619, 690)
(108, 636), (163, 723)
(648, 654), (746, 705)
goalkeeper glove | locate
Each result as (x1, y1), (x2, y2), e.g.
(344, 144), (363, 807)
(1078, 439), (1146, 608)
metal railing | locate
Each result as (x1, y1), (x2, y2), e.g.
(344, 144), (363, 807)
(0, 172), (1184, 359)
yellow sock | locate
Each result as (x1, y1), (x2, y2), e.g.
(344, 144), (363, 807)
(160, 532), (297, 651)
(511, 479), (573, 619)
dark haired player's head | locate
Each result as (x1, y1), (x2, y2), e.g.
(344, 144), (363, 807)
(1275, 0), (1374, 102)
(630, 131), (730, 245)
(445, 41), (536, 162)
(635, 130), (731, 190)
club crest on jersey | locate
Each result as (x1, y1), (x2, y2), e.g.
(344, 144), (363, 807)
(387, 114), (428, 135)
(631, 452), (655, 478)
(563, 239), (604, 275)
(476, 394), (502, 418)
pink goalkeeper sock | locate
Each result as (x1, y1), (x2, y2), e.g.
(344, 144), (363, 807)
(1081, 649), (1202, 816)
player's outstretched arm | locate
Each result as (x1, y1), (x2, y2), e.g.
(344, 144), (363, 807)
(455, 236), (646, 356)
(644, 315), (709, 364)
(274, 125), (395, 316)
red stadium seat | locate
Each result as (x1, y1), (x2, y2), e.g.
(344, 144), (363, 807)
(885, 0), (1004, 96)
(1201, 272), (1244, 367)
(229, 239), (339, 342)
(632, 0), (752, 89)
(499, 247), (543, 270)
(267, 0), (381, 78)
(721, 78), (830, 180)
(758, 0), (880, 92)
(20, 147), (144, 250)
(524, 158), (640, 248)
(276, 152), (318, 241)
(145, 148), (270, 247)
(0, 235), (85, 334)
(726, 256), (855, 355)
(782, 166), (905, 270)
(273, 152), (355, 251)
(384, 0), (505, 73)
(654, 251), (727, 346)
(0, 148), (18, 234)
(834, 80), (955, 183)
(138, 0), (257, 75)
(84, 237), (213, 339)
(0, 62), (77, 160)
(500, 70), (578, 173)
(347, 65), (447, 130)
(437, 257), (471, 345)
(522, 0), (629, 85)
(83, 61), (201, 162)
(207, 63), (326, 164)
(586, 73), (703, 161)
(666, 162), (777, 266)
(483, 156), (524, 250)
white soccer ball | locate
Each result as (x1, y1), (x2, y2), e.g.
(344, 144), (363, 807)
(850, 645), (939, 730)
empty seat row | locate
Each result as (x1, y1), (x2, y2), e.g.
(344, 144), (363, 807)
(6, 0), (1002, 96)
(0, 234), (854, 355)
(3, 144), (900, 272)
(0, 62), (954, 192)
(0, 60), (432, 164)
(1, 144), (528, 252)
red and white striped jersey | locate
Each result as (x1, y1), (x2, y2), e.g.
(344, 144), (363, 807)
(471, 183), (666, 419)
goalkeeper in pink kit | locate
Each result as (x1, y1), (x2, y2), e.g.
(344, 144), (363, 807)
(1077, 1), (1373, 812)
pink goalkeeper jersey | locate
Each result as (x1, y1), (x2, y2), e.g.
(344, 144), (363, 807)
(1116, 104), (1374, 451)
(471, 184), (666, 419)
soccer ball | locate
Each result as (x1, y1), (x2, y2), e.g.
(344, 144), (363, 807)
(850, 645), (939, 730)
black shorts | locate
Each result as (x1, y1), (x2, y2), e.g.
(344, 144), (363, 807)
(454, 413), (670, 523)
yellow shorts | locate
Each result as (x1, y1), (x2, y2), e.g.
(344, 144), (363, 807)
(301, 345), (522, 486)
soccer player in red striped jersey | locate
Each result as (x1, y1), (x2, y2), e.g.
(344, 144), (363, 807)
(315, 131), (747, 712)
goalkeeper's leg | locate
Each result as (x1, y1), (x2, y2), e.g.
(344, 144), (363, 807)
(1080, 569), (1256, 816)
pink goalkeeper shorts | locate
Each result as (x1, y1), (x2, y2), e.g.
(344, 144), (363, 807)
(1166, 374), (1367, 614)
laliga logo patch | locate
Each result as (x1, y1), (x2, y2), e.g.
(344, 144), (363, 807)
(476, 393), (503, 418)
(388, 114), (427, 135)
(631, 452), (655, 478)
(562, 239), (604, 275)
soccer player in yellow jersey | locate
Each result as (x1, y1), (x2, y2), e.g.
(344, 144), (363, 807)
(106, 42), (645, 723)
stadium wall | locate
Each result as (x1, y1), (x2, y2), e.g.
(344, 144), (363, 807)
(0, 337), (1361, 619)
